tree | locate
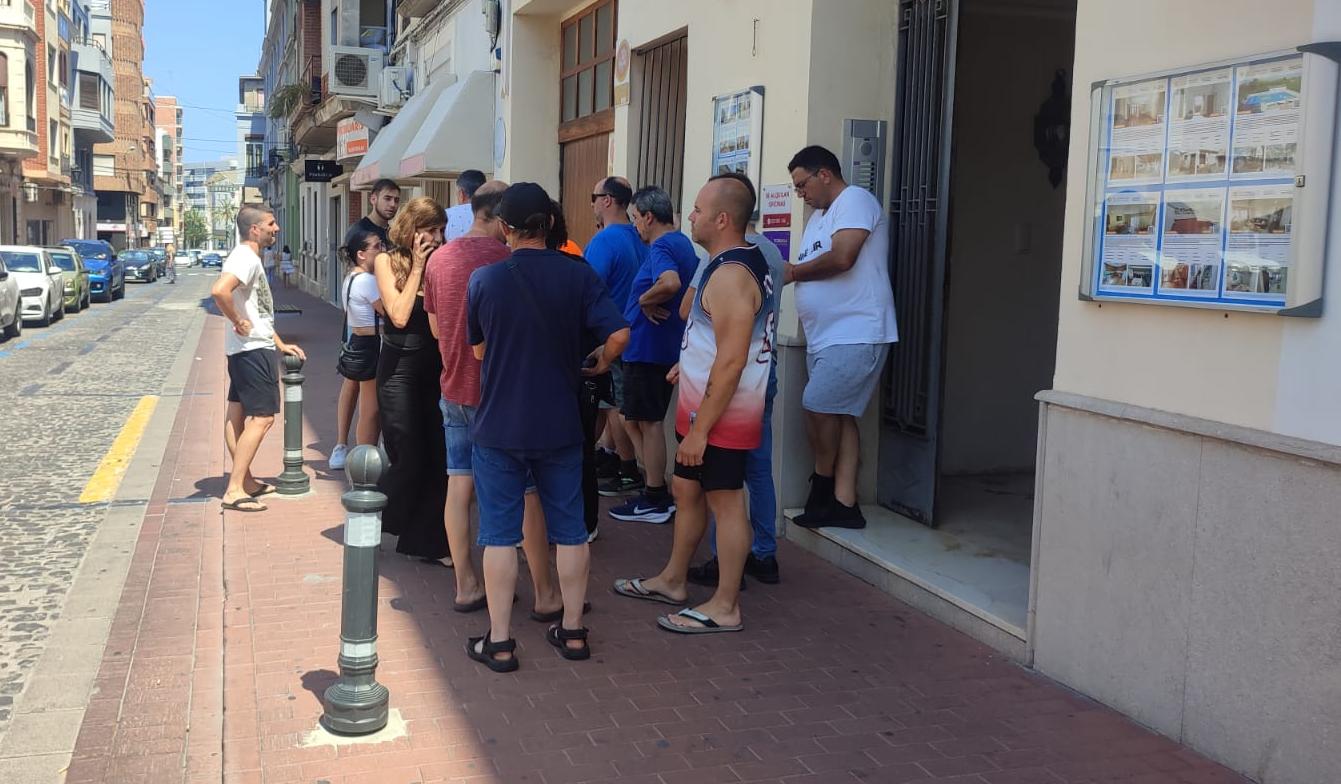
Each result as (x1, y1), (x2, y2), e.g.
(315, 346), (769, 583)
(183, 209), (208, 249)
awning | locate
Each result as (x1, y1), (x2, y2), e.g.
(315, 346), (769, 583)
(350, 75), (454, 190)
(398, 70), (496, 180)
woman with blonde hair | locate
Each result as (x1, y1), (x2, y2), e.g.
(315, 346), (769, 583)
(374, 195), (450, 563)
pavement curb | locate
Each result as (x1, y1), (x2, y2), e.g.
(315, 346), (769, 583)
(0, 296), (210, 782)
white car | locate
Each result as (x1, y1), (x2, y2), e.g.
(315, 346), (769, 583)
(0, 252), (20, 340)
(0, 246), (65, 327)
(174, 252), (191, 268)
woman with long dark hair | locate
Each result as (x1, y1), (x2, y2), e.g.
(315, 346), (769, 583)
(373, 196), (450, 562)
(330, 226), (384, 470)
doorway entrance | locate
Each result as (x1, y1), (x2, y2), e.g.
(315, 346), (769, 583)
(868, 0), (1077, 637)
(557, 0), (618, 248)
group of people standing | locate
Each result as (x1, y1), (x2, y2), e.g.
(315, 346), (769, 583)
(215, 142), (896, 673)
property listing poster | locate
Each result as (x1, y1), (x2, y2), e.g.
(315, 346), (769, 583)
(712, 90), (755, 178)
(1095, 54), (1301, 307)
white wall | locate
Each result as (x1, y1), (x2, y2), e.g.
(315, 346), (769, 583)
(1053, 0), (1341, 446)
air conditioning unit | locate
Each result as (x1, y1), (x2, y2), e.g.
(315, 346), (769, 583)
(329, 46), (383, 99)
(379, 67), (412, 110)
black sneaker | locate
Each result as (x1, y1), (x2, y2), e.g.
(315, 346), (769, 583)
(598, 473), (644, 497)
(596, 452), (621, 480)
(796, 501), (866, 530)
(685, 557), (746, 590)
(745, 553), (780, 584)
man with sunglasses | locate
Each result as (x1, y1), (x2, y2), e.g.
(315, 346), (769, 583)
(586, 176), (646, 497)
(784, 145), (898, 530)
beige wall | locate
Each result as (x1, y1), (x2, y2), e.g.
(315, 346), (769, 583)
(1054, 0), (1341, 443)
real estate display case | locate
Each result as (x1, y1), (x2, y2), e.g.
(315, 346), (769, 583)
(1079, 44), (1341, 315)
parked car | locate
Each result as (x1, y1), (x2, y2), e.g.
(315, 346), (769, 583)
(47, 247), (90, 312)
(147, 247), (168, 277)
(200, 253), (223, 268)
(121, 250), (158, 283)
(173, 251), (192, 268)
(0, 253), (20, 340)
(60, 239), (123, 302)
(2, 247), (65, 327)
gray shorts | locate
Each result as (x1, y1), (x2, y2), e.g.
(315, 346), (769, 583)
(803, 343), (891, 417)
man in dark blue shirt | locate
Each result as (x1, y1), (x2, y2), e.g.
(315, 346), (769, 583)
(586, 176), (646, 495)
(608, 186), (698, 525)
(465, 183), (628, 672)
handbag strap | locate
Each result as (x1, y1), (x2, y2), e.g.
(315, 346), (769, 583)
(505, 256), (579, 394)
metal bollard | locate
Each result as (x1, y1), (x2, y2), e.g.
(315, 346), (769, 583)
(275, 353), (311, 495)
(322, 444), (390, 735)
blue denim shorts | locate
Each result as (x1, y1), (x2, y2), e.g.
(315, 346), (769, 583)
(439, 399), (476, 476)
(472, 443), (587, 547)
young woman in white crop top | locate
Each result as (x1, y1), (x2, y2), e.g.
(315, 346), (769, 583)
(330, 226), (385, 469)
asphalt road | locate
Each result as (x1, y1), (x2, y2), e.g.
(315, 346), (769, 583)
(0, 268), (217, 739)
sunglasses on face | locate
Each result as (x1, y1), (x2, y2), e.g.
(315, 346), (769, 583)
(590, 192), (611, 203)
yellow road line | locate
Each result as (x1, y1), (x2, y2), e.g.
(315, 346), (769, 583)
(80, 395), (159, 504)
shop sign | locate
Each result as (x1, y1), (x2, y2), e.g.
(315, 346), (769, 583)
(759, 183), (792, 261)
(337, 119), (370, 160)
(613, 39), (631, 106)
(304, 160), (344, 183)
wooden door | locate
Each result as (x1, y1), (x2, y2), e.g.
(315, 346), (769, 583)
(560, 133), (609, 249)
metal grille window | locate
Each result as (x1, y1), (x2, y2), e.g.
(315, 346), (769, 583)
(634, 35), (687, 209)
(560, 0), (616, 124)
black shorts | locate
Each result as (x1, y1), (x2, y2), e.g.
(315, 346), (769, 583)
(672, 436), (749, 491)
(226, 348), (280, 416)
(621, 362), (675, 422)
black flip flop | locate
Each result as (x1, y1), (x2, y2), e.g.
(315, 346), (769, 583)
(657, 608), (744, 635)
(221, 496), (266, 513)
(249, 483), (278, 497)
(456, 594), (519, 613)
(546, 625), (591, 661)
(529, 601), (591, 623)
(612, 578), (684, 606)
(466, 633), (519, 673)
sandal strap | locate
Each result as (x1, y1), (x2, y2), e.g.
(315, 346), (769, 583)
(483, 635), (516, 654)
(555, 626), (588, 641)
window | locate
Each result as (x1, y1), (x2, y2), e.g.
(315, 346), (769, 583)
(330, 6), (337, 45)
(0, 53), (8, 127)
(49, 119), (57, 163)
(25, 57), (34, 131)
(47, 44), (54, 84)
(58, 50), (67, 88)
(78, 72), (97, 110)
(93, 154), (113, 176)
(92, 33), (105, 51)
(560, 1), (616, 124)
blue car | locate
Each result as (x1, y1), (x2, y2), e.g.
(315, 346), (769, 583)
(60, 239), (124, 302)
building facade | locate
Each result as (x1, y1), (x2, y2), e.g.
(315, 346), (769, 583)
(0, 0), (42, 243)
(20, 0), (75, 246)
(91, 0), (154, 249)
(235, 75), (264, 204)
(70, 0), (112, 240)
(154, 94), (182, 244)
(182, 158), (239, 251)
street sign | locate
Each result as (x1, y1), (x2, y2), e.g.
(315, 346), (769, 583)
(304, 160), (345, 182)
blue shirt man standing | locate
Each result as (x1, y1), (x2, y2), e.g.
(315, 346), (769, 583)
(608, 186), (699, 525)
(585, 176), (647, 495)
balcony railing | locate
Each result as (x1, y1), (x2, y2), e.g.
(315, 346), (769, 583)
(295, 55), (323, 120)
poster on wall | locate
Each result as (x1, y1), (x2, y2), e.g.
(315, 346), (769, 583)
(711, 87), (765, 202)
(759, 184), (792, 261)
(1087, 52), (1313, 311)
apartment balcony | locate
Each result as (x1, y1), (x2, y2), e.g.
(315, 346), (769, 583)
(72, 39), (114, 143)
(0, 0), (39, 43)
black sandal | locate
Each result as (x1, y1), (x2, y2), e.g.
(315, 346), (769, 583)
(466, 632), (519, 673)
(546, 625), (591, 661)
(528, 601), (591, 623)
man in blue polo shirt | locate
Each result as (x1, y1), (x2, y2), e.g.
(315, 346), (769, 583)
(586, 176), (647, 496)
(608, 186), (699, 525)
(465, 183), (629, 672)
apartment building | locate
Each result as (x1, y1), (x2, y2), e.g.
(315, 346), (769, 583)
(154, 94), (183, 244)
(236, 75), (264, 205)
(0, 0), (41, 243)
(20, 0), (75, 245)
(70, 0), (112, 240)
(91, 0), (155, 249)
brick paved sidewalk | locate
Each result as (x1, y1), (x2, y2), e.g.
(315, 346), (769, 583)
(63, 288), (1249, 784)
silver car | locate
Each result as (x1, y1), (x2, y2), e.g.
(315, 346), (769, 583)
(0, 252), (19, 340)
(0, 246), (65, 327)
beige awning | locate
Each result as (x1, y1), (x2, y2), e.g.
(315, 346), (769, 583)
(350, 75), (453, 190)
(398, 71), (496, 180)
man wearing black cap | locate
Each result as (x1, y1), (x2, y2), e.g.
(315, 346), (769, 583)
(464, 182), (630, 672)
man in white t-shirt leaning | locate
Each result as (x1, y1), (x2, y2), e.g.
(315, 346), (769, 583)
(783, 145), (898, 530)
(210, 205), (306, 513)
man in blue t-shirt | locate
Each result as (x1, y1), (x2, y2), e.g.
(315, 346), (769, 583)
(607, 186), (699, 526)
(465, 182), (629, 672)
(586, 176), (647, 496)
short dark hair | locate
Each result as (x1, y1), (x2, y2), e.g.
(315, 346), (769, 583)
(371, 178), (400, 195)
(471, 185), (505, 219)
(601, 177), (633, 209)
(457, 169), (486, 199)
(708, 173), (756, 228)
(787, 145), (843, 179)
(631, 186), (675, 225)
(236, 204), (275, 237)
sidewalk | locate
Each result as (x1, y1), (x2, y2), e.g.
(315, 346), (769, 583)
(63, 286), (1249, 784)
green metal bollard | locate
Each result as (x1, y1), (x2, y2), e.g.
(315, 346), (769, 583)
(275, 353), (310, 495)
(321, 445), (390, 736)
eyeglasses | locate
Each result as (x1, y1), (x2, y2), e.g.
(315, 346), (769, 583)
(792, 172), (819, 194)
(590, 192), (611, 204)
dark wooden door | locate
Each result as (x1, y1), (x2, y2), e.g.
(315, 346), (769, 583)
(560, 132), (609, 249)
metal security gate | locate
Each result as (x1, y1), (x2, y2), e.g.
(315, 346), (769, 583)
(634, 35), (687, 209)
(878, 0), (959, 526)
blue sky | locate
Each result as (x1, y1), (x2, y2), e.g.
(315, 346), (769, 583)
(143, 0), (267, 164)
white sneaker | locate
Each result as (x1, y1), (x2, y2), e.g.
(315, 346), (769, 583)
(330, 444), (348, 470)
